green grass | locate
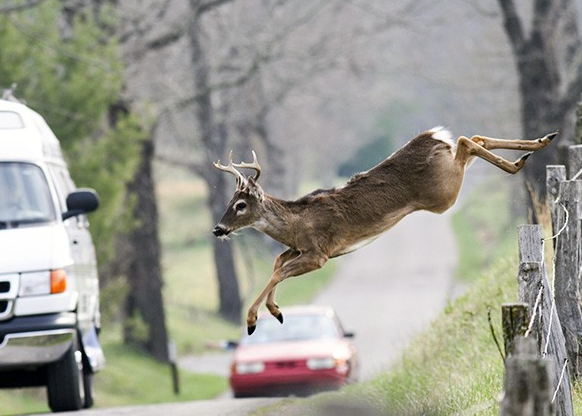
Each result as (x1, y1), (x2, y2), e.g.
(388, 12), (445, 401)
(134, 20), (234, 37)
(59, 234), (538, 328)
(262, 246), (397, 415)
(261, 257), (582, 415)
(0, 332), (227, 416)
(259, 257), (518, 415)
(452, 178), (523, 282)
(92, 331), (227, 407)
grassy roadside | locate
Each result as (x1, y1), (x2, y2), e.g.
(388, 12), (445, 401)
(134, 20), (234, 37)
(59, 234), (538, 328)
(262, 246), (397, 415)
(451, 178), (522, 282)
(0, 170), (336, 415)
(254, 177), (582, 415)
(259, 257), (518, 415)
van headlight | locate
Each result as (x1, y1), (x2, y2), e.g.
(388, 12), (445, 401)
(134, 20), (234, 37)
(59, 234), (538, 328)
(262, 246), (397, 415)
(19, 269), (67, 296)
(235, 362), (265, 374)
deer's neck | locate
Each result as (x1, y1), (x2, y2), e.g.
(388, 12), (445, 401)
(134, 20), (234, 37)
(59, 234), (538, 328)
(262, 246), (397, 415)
(254, 195), (297, 247)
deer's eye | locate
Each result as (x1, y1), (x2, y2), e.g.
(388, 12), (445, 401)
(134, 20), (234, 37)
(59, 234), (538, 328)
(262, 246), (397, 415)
(235, 201), (247, 212)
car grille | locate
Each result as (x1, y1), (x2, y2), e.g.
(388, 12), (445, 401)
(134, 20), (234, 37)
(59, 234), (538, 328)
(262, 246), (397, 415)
(274, 361), (299, 369)
(0, 274), (17, 321)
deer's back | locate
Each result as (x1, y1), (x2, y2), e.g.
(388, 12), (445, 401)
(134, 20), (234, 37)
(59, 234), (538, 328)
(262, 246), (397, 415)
(288, 131), (463, 256)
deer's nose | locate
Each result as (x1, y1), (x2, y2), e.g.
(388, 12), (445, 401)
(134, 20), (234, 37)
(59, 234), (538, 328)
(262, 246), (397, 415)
(213, 224), (229, 237)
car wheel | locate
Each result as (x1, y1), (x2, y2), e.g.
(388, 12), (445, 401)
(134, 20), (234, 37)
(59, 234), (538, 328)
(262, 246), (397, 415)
(46, 335), (85, 412)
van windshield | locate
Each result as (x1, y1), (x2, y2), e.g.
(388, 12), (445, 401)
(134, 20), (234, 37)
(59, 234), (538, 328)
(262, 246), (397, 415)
(0, 163), (56, 229)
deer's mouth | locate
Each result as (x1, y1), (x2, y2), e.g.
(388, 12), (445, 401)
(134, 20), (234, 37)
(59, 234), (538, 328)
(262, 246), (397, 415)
(213, 224), (230, 237)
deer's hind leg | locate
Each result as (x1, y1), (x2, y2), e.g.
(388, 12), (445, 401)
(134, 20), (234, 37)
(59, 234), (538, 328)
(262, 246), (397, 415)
(455, 132), (557, 173)
(470, 131), (557, 152)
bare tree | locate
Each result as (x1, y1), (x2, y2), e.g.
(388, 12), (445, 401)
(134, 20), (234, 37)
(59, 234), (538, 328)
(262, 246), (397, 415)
(497, 0), (582, 202)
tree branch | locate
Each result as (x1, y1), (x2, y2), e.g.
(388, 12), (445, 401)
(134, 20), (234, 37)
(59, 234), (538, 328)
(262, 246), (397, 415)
(197, 0), (234, 16)
(497, 0), (526, 54)
(559, 67), (582, 117)
(155, 153), (205, 177)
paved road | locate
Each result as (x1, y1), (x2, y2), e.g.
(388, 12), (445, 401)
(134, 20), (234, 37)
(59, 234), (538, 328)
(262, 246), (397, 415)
(45, 209), (459, 416)
(312, 210), (460, 380)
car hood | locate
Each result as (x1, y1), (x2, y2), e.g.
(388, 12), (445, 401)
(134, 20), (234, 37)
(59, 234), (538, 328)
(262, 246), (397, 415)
(0, 224), (71, 273)
(234, 338), (353, 362)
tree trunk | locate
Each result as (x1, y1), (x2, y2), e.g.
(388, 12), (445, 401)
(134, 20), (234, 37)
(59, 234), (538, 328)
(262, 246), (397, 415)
(498, 0), (582, 207)
(123, 138), (170, 362)
(188, 3), (242, 323)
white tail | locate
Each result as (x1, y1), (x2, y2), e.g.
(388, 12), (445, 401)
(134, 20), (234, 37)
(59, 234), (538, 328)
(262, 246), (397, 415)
(213, 129), (557, 334)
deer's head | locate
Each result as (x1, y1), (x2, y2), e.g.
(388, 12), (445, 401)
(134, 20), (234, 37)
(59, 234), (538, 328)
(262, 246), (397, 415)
(212, 151), (264, 238)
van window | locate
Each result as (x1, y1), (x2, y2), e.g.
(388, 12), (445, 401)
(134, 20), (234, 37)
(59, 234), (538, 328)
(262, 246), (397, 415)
(0, 162), (56, 229)
(0, 111), (24, 129)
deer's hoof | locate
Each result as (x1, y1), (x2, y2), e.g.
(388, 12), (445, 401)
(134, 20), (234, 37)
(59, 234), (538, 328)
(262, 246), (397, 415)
(276, 312), (284, 324)
(247, 325), (256, 335)
(515, 152), (533, 165)
(545, 131), (558, 141)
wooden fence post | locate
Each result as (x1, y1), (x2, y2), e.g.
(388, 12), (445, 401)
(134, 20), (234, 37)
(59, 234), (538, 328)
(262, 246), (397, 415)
(553, 180), (582, 379)
(517, 225), (573, 416)
(500, 336), (554, 416)
(502, 303), (529, 357)
(567, 144), (582, 179)
(546, 165), (567, 238)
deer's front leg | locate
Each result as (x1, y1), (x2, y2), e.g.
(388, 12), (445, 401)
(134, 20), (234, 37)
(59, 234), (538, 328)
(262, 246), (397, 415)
(265, 249), (301, 324)
(246, 250), (328, 335)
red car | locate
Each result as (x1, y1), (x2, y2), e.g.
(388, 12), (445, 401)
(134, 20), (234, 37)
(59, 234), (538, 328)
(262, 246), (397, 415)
(229, 305), (359, 398)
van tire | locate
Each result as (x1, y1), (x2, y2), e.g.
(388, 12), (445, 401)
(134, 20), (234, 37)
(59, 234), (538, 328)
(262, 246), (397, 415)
(46, 336), (84, 412)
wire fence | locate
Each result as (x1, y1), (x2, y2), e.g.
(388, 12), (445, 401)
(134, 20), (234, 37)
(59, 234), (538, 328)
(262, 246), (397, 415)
(500, 151), (582, 416)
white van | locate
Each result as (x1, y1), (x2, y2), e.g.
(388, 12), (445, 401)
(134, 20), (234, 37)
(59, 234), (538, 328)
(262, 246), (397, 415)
(0, 98), (104, 411)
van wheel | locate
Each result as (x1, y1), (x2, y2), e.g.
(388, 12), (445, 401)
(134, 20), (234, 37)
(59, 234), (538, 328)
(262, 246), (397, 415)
(47, 336), (84, 412)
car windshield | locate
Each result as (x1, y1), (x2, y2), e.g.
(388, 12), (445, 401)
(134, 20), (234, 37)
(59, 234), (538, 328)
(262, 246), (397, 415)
(240, 313), (341, 346)
(0, 162), (56, 229)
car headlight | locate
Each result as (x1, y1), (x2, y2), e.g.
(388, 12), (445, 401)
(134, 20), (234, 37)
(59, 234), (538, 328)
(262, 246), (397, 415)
(235, 362), (265, 374)
(307, 357), (335, 370)
(19, 269), (67, 296)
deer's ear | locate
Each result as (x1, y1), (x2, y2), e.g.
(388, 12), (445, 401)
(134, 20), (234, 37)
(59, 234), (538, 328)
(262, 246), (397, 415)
(247, 178), (264, 202)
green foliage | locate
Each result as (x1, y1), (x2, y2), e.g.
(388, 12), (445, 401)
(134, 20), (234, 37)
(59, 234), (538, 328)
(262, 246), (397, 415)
(0, 1), (140, 270)
(68, 113), (147, 266)
(0, 1), (122, 150)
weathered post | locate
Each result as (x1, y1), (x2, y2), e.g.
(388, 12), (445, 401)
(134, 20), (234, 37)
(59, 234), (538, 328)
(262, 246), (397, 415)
(502, 303), (529, 357)
(517, 225), (573, 415)
(567, 144), (582, 179)
(500, 337), (554, 416)
(546, 165), (566, 238)
(553, 180), (582, 379)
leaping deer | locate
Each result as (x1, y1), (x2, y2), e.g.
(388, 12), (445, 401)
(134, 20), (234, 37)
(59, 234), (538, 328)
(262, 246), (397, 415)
(213, 127), (556, 335)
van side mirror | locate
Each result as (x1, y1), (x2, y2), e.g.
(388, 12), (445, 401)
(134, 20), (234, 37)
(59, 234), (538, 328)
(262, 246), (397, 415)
(62, 189), (99, 221)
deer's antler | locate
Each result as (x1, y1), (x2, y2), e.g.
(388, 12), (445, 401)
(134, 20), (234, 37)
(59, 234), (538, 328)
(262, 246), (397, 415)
(232, 150), (261, 182)
(214, 151), (247, 189)
(214, 151), (261, 188)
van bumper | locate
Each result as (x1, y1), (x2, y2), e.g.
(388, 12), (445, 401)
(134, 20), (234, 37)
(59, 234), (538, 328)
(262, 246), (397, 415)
(0, 312), (76, 367)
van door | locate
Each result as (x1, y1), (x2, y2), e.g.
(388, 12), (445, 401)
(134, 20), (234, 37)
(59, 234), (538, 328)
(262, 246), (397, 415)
(47, 164), (100, 334)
